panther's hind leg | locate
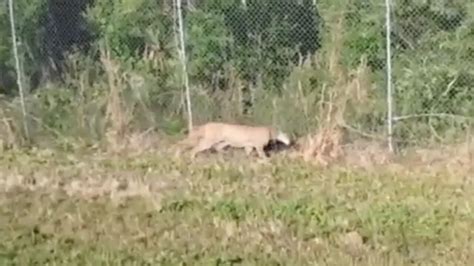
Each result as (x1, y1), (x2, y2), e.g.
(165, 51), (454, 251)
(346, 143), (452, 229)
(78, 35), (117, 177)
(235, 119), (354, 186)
(190, 139), (218, 159)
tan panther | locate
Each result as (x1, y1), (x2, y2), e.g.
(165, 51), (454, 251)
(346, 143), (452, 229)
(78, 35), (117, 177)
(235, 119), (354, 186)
(176, 122), (291, 159)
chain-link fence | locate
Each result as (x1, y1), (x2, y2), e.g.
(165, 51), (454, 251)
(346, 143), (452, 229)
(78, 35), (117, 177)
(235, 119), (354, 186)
(1, 0), (473, 151)
(390, 0), (474, 149)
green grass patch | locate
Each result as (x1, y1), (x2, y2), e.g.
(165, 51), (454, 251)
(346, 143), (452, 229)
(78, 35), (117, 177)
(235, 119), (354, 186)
(0, 150), (473, 265)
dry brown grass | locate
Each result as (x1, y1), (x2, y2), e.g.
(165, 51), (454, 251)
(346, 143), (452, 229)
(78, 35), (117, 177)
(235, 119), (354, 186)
(295, 12), (373, 167)
(100, 44), (133, 154)
(396, 140), (473, 178)
(1, 145), (473, 265)
(0, 113), (18, 151)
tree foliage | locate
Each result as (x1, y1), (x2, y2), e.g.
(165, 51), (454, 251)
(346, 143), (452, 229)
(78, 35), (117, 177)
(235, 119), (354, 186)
(0, 0), (472, 143)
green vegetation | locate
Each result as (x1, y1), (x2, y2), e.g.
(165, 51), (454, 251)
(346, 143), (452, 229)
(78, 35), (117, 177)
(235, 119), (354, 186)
(0, 149), (473, 265)
(0, 1), (473, 264)
(0, 0), (472, 148)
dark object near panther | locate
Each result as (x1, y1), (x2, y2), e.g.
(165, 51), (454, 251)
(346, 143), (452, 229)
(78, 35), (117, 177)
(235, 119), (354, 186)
(205, 137), (291, 157)
(264, 139), (291, 156)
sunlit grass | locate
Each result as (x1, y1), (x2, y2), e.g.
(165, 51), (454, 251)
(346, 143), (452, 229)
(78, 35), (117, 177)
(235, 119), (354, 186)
(0, 148), (473, 265)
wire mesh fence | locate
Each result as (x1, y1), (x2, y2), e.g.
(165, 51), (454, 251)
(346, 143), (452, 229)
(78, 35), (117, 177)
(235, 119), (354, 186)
(1, 0), (473, 151)
(390, 0), (474, 148)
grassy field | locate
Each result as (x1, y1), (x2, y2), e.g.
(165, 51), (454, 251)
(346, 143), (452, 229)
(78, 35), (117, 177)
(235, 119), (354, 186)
(0, 144), (473, 265)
